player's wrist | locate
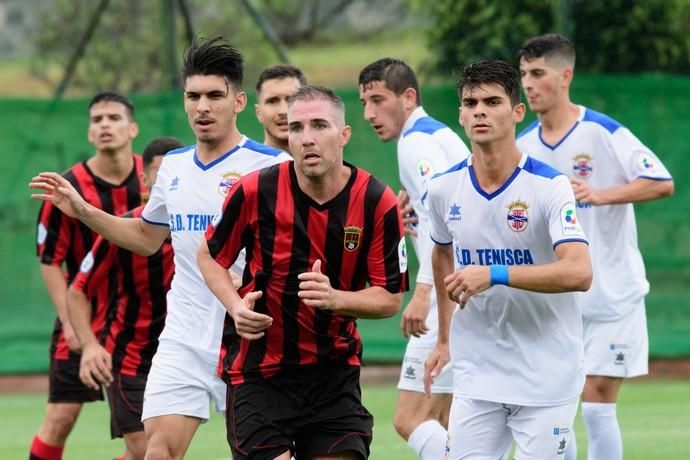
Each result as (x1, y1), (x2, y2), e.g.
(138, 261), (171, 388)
(490, 265), (510, 286)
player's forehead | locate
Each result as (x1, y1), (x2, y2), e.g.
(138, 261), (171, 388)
(288, 98), (337, 123)
(359, 80), (396, 98)
(461, 83), (508, 101)
(184, 74), (231, 94)
(258, 77), (301, 100)
(89, 101), (129, 118)
(519, 56), (554, 71)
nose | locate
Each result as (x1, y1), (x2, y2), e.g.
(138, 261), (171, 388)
(278, 99), (288, 116)
(363, 103), (375, 122)
(197, 95), (210, 113)
(301, 126), (315, 145)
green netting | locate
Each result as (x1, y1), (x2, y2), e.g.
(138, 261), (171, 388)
(1, 74), (688, 373)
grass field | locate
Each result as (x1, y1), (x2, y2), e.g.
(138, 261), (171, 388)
(2, 379), (689, 459)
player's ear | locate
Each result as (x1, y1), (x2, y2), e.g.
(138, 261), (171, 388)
(234, 91), (247, 113)
(561, 67), (574, 87)
(513, 102), (526, 123)
(340, 125), (352, 147)
(403, 87), (417, 110)
(255, 103), (263, 123)
(458, 106), (464, 127)
(129, 122), (139, 139)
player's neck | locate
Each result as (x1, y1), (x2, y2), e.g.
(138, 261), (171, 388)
(196, 129), (243, 164)
(88, 148), (135, 184)
(538, 101), (580, 141)
(295, 162), (351, 205)
(263, 133), (290, 155)
(471, 141), (522, 194)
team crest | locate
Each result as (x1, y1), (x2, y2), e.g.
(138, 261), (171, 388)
(344, 226), (362, 252)
(218, 171), (241, 196)
(506, 200), (529, 232)
(572, 153), (593, 178)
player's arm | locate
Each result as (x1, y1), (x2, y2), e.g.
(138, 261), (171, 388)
(30, 172), (168, 255)
(39, 264), (80, 351)
(423, 243), (455, 395)
(298, 260), (403, 318)
(571, 176), (674, 205)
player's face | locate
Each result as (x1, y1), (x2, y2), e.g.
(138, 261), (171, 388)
(519, 57), (563, 114)
(87, 101), (138, 154)
(256, 77), (302, 146)
(359, 81), (407, 142)
(184, 74), (246, 145)
(288, 99), (351, 180)
(142, 155), (164, 190)
(459, 83), (525, 146)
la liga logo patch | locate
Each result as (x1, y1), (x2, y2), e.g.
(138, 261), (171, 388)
(560, 203), (584, 236)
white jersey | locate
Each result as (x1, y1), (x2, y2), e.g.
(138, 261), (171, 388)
(398, 107), (470, 346)
(142, 137), (290, 360)
(517, 106), (672, 321)
(427, 153), (588, 406)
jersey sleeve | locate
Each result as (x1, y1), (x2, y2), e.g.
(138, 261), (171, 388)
(610, 128), (672, 182)
(366, 186), (408, 294)
(426, 177), (453, 245)
(546, 175), (588, 249)
(71, 236), (117, 299)
(141, 169), (170, 227)
(206, 180), (253, 269)
(36, 201), (73, 266)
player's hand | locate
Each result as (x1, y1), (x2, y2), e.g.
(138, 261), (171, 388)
(444, 266), (491, 309)
(400, 289), (430, 339)
(63, 323), (82, 353)
(397, 189), (418, 237)
(424, 342), (449, 397)
(79, 343), (112, 390)
(29, 172), (90, 219)
(298, 260), (337, 310)
(230, 291), (272, 340)
(570, 177), (602, 205)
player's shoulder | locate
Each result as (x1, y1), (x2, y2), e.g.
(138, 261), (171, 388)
(517, 119), (540, 140)
(165, 144), (195, 157)
(521, 156), (563, 180)
(580, 107), (623, 134)
(241, 138), (289, 158)
(431, 157), (470, 182)
(401, 114), (449, 138)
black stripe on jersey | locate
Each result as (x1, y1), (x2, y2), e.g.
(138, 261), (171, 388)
(382, 205), (403, 292)
(314, 186), (351, 365)
(140, 247), (166, 376)
(39, 203), (63, 263)
(111, 250), (138, 373)
(208, 185), (246, 260)
(241, 166), (280, 377)
(354, 177), (386, 288)
(125, 168), (142, 211)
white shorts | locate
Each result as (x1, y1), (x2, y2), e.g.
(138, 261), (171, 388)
(142, 339), (227, 422)
(397, 344), (453, 393)
(583, 301), (648, 378)
(447, 397), (578, 460)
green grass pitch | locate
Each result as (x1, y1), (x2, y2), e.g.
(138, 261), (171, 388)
(2, 379), (689, 459)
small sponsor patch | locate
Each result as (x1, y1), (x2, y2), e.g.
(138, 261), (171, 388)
(560, 203), (584, 236)
(636, 151), (659, 174)
(418, 159), (434, 178)
(398, 237), (408, 273)
(37, 223), (47, 245)
(80, 252), (94, 274)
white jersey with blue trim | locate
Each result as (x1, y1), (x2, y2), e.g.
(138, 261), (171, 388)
(427, 153), (587, 406)
(142, 136), (290, 358)
(517, 105), (672, 321)
(398, 107), (470, 346)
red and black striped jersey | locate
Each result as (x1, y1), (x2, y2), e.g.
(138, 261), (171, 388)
(206, 161), (408, 384)
(71, 206), (174, 377)
(36, 157), (146, 360)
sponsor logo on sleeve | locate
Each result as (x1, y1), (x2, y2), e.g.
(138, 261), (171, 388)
(80, 252), (94, 274)
(37, 223), (47, 245)
(418, 159), (434, 178)
(560, 203), (583, 236)
(398, 237), (408, 273)
(636, 151), (659, 174)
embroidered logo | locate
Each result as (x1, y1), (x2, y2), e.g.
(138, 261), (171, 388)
(218, 171), (241, 197)
(169, 176), (180, 191)
(448, 203), (462, 221)
(572, 153), (593, 179)
(344, 226), (363, 252)
(506, 200), (529, 232)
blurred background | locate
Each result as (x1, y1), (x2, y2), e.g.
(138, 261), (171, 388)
(1, 0), (689, 374)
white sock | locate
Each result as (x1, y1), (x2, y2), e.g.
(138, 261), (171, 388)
(408, 419), (447, 460)
(564, 427), (577, 460)
(582, 402), (622, 460)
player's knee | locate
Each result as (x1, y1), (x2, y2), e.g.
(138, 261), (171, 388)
(393, 406), (419, 439)
(144, 444), (172, 460)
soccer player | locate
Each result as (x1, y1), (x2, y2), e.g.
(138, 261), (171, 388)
(423, 59), (593, 460)
(30, 37), (291, 460)
(198, 85), (408, 460)
(358, 58), (470, 460)
(31, 92), (143, 460)
(67, 137), (181, 460)
(517, 34), (674, 460)
(255, 64), (307, 153)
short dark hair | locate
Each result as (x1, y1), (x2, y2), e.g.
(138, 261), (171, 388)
(88, 91), (135, 120)
(288, 85), (346, 126)
(182, 36), (244, 91)
(458, 60), (521, 106)
(142, 136), (183, 169)
(517, 34), (576, 69)
(256, 65), (307, 94)
(358, 58), (421, 105)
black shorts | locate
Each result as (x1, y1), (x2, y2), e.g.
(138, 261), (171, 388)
(226, 365), (373, 460)
(106, 373), (146, 439)
(48, 353), (103, 403)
